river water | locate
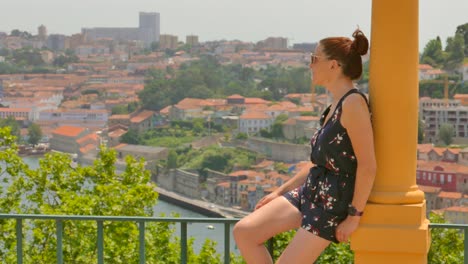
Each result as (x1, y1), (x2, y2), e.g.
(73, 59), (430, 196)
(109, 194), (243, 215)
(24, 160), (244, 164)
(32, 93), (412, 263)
(19, 156), (238, 255)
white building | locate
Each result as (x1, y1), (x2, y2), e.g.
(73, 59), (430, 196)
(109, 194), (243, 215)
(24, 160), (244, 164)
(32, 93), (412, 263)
(39, 109), (108, 128)
(238, 111), (274, 134)
(0, 107), (32, 121)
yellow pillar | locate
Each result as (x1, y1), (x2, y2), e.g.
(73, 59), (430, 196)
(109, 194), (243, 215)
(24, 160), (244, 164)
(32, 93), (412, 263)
(351, 0), (430, 263)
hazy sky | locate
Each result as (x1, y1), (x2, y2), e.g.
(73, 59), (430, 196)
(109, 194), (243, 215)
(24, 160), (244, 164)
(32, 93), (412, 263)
(1, 0), (467, 51)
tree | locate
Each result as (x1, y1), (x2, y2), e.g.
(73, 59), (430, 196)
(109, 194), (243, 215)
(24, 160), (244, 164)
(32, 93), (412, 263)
(120, 128), (141, 144)
(438, 123), (454, 145)
(53, 53), (79, 67)
(427, 212), (463, 263)
(455, 22), (468, 55)
(0, 116), (20, 139)
(420, 37), (445, 67)
(111, 104), (128, 115)
(27, 123), (42, 146)
(236, 132), (248, 140)
(444, 33), (465, 70)
(0, 127), (220, 263)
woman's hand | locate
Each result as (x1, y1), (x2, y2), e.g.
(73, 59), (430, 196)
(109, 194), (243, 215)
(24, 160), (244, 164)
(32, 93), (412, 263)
(255, 191), (281, 210)
(335, 216), (360, 243)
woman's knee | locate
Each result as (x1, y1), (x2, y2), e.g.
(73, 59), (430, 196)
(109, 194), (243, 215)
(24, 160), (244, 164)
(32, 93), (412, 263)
(233, 218), (256, 242)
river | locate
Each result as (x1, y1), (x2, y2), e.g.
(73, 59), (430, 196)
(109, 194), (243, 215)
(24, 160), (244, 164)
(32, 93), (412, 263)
(19, 156), (238, 255)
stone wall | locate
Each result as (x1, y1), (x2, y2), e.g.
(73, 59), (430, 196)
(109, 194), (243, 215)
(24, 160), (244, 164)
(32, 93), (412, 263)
(154, 168), (200, 199)
(234, 137), (310, 163)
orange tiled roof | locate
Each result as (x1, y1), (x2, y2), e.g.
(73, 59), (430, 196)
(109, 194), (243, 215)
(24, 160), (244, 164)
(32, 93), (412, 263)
(80, 144), (96, 154)
(418, 185), (441, 193)
(417, 144), (434, 154)
(109, 114), (130, 120)
(240, 111), (271, 120)
(130, 110), (154, 123)
(0, 107), (32, 112)
(52, 126), (86, 137)
(108, 128), (127, 138)
(76, 133), (98, 144)
(445, 206), (468, 213)
(438, 191), (463, 199)
(431, 148), (446, 156)
(417, 160), (468, 174)
(418, 64), (433, 70)
(445, 148), (461, 155)
(160, 106), (171, 115)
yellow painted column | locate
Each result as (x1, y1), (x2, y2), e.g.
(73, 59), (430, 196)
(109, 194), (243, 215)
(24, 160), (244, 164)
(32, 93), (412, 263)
(351, 0), (430, 263)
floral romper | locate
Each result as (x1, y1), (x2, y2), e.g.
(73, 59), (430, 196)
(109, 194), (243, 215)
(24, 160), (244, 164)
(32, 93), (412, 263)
(283, 88), (370, 243)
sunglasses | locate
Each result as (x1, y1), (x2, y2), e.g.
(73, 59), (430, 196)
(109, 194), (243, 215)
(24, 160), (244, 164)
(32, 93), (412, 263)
(310, 53), (324, 64)
(310, 53), (342, 66)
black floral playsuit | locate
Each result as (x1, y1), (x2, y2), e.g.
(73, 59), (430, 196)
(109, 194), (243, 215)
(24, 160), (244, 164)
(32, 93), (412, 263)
(283, 88), (370, 243)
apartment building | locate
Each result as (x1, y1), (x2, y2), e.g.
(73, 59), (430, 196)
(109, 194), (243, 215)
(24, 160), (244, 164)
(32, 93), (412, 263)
(421, 102), (468, 143)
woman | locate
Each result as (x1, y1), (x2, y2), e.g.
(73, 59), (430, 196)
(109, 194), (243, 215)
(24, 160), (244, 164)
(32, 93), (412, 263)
(233, 29), (377, 263)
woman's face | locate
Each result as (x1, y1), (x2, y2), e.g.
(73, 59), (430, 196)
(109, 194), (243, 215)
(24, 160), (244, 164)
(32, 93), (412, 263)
(310, 45), (337, 86)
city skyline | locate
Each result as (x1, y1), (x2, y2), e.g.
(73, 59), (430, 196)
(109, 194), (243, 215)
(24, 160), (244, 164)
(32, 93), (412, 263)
(1, 0), (467, 51)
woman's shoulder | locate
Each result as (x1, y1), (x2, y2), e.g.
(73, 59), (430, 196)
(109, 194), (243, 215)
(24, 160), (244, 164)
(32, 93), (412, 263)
(340, 92), (371, 127)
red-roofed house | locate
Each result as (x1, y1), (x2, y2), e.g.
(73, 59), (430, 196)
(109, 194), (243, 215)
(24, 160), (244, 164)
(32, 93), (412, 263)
(417, 160), (468, 192)
(0, 107), (32, 121)
(50, 125), (90, 154)
(436, 191), (463, 209)
(169, 98), (210, 120)
(444, 206), (468, 224)
(417, 144), (434, 160)
(108, 110), (155, 133)
(283, 116), (320, 140)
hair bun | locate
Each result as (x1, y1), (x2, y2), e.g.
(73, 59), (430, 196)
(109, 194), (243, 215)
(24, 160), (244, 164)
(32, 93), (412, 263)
(351, 29), (369, 56)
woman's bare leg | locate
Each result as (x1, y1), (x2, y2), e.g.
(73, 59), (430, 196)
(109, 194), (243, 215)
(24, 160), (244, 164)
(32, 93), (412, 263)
(275, 228), (331, 264)
(233, 197), (302, 264)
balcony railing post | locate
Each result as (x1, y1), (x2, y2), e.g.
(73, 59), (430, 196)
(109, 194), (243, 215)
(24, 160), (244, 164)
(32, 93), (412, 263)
(16, 218), (23, 264)
(56, 220), (63, 264)
(97, 220), (104, 264)
(224, 223), (230, 264)
(181, 222), (187, 264)
(139, 221), (145, 264)
(465, 227), (467, 264)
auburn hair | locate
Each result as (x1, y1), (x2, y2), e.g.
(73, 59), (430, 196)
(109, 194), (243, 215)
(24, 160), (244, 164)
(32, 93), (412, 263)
(320, 29), (369, 80)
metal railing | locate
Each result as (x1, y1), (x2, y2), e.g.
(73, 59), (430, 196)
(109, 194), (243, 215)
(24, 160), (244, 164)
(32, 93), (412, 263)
(0, 214), (466, 264)
(0, 214), (240, 264)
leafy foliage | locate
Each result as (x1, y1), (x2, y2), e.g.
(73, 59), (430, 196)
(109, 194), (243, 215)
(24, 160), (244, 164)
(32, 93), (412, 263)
(0, 116), (21, 139)
(439, 123), (455, 145)
(0, 127), (222, 263)
(27, 123), (42, 145)
(138, 56), (312, 111)
(181, 146), (257, 174)
(428, 212), (463, 264)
